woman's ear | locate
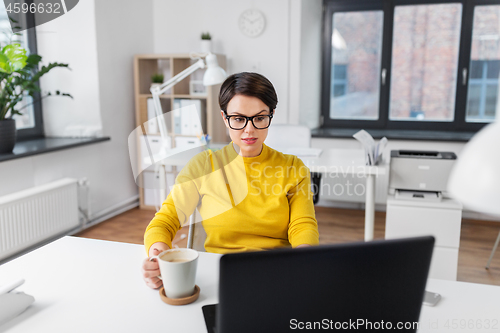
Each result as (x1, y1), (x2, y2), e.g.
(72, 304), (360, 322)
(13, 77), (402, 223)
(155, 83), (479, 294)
(221, 110), (229, 129)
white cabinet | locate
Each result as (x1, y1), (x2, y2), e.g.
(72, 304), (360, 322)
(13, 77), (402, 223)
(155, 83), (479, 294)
(385, 195), (462, 280)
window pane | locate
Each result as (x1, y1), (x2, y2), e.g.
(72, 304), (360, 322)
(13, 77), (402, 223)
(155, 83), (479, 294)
(390, 4), (462, 122)
(0, 6), (35, 130)
(470, 61), (484, 79)
(466, 6), (500, 122)
(485, 85), (498, 117)
(466, 85), (481, 117)
(330, 11), (383, 120)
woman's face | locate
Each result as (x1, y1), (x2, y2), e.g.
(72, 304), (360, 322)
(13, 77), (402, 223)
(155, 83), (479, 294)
(221, 94), (273, 157)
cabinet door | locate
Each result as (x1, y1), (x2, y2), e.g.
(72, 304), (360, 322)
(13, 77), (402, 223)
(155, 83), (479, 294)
(428, 247), (459, 281)
(386, 205), (461, 248)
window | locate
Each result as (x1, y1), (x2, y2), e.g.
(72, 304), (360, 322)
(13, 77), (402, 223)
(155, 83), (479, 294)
(330, 11), (383, 120)
(389, 3), (462, 122)
(466, 5), (500, 122)
(322, 0), (499, 133)
(0, 2), (42, 139)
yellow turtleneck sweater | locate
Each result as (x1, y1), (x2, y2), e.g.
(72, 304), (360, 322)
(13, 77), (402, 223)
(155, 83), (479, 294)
(144, 142), (319, 254)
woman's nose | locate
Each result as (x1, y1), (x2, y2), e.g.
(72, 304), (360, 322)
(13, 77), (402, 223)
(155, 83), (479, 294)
(244, 120), (256, 132)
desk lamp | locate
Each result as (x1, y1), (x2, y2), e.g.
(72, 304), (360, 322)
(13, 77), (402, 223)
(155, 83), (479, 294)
(447, 121), (500, 268)
(150, 52), (227, 201)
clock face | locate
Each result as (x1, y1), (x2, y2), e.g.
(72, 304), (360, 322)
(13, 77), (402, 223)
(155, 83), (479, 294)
(238, 9), (266, 38)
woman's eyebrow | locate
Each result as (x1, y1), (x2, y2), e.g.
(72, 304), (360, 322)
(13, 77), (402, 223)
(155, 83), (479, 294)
(228, 110), (269, 116)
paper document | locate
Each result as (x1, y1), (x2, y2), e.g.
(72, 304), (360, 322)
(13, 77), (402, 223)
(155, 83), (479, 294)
(353, 130), (387, 166)
(285, 148), (323, 158)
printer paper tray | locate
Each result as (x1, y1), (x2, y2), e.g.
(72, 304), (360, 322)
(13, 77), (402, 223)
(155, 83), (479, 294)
(395, 190), (442, 202)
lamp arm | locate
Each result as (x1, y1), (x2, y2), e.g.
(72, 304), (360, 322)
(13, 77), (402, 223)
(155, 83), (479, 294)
(152, 59), (205, 96)
(150, 58), (205, 146)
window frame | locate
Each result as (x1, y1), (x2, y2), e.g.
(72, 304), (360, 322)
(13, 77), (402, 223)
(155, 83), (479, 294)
(321, 0), (499, 133)
(14, 6), (44, 141)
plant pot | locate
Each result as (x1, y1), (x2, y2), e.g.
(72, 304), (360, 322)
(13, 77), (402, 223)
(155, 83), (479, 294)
(201, 40), (212, 53)
(0, 119), (16, 154)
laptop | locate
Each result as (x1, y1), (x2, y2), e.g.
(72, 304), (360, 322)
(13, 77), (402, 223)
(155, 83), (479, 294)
(203, 236), (434, 333)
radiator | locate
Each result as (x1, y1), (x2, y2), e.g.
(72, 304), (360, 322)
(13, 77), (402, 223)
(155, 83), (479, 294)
(0, 178), (80, 261)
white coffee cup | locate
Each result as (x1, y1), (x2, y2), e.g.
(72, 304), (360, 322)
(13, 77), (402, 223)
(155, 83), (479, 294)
(150, 248), (199, 299)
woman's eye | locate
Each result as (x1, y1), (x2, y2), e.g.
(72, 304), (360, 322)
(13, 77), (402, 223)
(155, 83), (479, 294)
(256, 117), (265, 122)
(234, 117), (245, 122)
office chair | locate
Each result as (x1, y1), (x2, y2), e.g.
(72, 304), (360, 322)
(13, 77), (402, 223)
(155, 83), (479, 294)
(486, 230), (500, 269)
(187, 209), (206, 251)
(265, 124), (322, 204)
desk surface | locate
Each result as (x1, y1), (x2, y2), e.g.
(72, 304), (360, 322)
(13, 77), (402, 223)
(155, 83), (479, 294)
(0, 237), (498, 333)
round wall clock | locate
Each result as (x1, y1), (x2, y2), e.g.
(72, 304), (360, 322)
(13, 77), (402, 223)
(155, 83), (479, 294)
(238, 9), (266, 38)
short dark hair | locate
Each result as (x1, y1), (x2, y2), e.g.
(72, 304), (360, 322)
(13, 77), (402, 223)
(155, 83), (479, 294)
(219, 72), (278, 114)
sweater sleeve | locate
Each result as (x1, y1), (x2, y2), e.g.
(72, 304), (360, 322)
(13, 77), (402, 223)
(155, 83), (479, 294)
(143, 152), (206, 254)
(287, 158), (319, 247)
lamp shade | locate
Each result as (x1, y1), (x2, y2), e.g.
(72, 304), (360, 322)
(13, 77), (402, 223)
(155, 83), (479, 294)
(203, 53), (227, 86)
(448, 121), (500, 216)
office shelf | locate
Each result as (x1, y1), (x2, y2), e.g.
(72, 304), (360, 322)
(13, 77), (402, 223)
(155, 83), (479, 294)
(133, 53), (229, 210)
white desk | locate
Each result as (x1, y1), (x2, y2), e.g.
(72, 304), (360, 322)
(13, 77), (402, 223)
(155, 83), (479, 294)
(297, 148), (386, 241)
(152, 145), (386, 242)
(1, 237), (499, 333)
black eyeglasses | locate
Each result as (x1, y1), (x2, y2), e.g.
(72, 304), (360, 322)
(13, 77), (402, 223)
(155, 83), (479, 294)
(224, 112), (273, 130)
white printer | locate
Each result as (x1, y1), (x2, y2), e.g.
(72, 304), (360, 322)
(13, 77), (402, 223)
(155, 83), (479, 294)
(389, 150), (457, 201)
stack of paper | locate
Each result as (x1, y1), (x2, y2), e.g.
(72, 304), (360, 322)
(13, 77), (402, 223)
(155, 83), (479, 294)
(353, 130), (387, 166)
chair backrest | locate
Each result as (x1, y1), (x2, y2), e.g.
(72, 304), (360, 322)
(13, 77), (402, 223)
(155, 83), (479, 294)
(187, 209), (206, 252)
(264, 124), (311, 150)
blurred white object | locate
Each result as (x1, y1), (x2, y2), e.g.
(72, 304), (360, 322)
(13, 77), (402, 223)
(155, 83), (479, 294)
(0, 279), (25, 295)
(0, 279), (35, 326)
(265, 124), (311, 150)
(448, 121), (500, 215)
(448, 121), (500, 268)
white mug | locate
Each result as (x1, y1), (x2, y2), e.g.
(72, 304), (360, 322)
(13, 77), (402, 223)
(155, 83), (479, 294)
(150, 248), (199, 299)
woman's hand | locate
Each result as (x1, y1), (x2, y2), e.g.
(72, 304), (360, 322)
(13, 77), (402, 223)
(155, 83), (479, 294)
(142, 242), (170, 289)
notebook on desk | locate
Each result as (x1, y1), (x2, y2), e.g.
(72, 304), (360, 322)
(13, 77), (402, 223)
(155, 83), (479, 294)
(203, 236), (434, 333)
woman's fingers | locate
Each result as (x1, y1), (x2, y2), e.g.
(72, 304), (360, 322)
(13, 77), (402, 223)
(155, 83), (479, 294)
(146, 276), (163, 289)
(143, 258), (159, 270)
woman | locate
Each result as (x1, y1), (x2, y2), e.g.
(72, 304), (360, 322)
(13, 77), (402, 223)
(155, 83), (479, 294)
(142, 72), (319, 289)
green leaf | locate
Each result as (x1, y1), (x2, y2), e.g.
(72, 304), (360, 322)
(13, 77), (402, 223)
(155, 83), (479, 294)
(0, 52), (11, 73)
(2, 44), (27, 71)
(26, 54), (42, 65)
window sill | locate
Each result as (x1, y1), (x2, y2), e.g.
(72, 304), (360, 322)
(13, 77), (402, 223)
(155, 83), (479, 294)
(0, 137), (111, 163)
(311, 128), (475, 142)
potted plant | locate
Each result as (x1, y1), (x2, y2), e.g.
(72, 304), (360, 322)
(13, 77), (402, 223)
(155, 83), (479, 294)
(201, 32), (212, 53)
(151, 73), (164, 91)
(0, 43), (71, 153)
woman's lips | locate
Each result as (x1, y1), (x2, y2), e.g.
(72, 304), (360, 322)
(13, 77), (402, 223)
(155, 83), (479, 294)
(242, 138), (257, 144)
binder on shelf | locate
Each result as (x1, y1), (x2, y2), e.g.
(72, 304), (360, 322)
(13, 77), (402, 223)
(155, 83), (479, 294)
(146, 98), (159, 134)
(179, 99), (203, 136)
(173, 99), (182, 134)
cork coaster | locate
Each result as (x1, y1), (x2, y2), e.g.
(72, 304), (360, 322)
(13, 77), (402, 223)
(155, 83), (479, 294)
(159, 285), (200, 305)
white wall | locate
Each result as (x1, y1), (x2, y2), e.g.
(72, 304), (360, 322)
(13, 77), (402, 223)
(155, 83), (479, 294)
(0, 0), (154, 219)
(152, 0), (290, 124)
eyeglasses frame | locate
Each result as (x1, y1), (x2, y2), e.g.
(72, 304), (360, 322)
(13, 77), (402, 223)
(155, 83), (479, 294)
(223, 111), (274, 130)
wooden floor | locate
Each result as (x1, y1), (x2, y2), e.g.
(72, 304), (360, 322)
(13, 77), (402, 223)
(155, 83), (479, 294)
(75, 206), (500, 286)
